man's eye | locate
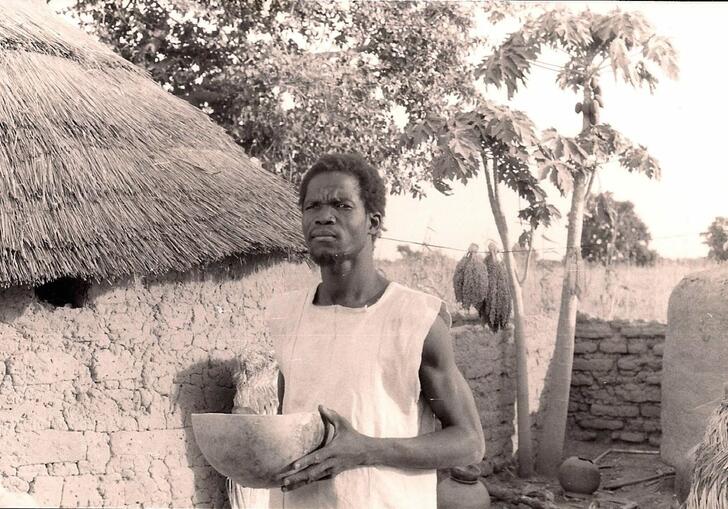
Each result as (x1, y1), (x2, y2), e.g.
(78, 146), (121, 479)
(337, 203), (351, 209)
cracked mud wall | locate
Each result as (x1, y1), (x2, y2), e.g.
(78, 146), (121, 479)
(0, 255), (314, 508)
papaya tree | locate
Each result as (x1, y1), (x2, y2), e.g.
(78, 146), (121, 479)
(403, 103), (562, 477)
(479, 6), (678, 474)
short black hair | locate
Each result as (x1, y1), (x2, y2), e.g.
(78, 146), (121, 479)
(298, 153), (387, 217)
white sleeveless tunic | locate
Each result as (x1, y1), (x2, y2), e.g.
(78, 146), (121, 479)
(266, 281), (449, 509)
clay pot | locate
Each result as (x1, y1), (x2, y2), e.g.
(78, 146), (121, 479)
(437, 465), (491, 509)
(557, 456), (601, 494)
(191, 412), (325, 488)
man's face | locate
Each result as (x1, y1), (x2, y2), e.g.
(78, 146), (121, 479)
(301, 171), (379, 266)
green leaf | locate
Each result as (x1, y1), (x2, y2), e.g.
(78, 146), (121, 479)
(448, 134), (479, 164)
(477, 32), (539, 99)
(642, 35), (679, 80)
(552, 162), (573, 195)
(562, 138), (588, 165)
(634, 61), (659, 93)
(608, 37), (631, 83)
(619, 145), (661, 179)
(431, 150), (458, 195)
(537, 162), (551, 181)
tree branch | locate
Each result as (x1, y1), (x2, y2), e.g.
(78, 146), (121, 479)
(482, 153), (496, 207)
(182, 86), (229, 106)
(491, 156), (502, 209)
(305, 45), (373, 60)
(585, 167), (597, 199)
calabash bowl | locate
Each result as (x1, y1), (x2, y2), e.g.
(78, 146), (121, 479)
(191, 412), (325, 488)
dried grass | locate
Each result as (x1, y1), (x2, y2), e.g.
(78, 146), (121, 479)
(379, 254), (718, 323)
(685, 398), (728, 509)
(0, 1), (304, 287)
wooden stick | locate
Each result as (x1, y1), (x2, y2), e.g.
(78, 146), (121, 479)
(593, 448), (660, 463)
(602, 471), (674, 490)
(607, 448), (660, 455)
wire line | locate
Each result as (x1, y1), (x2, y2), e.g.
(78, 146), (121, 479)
(380, 230), (704, 256)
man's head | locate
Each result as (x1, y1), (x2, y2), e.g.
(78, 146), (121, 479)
(298, 153), (386, 266)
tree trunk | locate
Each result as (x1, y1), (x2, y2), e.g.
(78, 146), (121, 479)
(535, 171), (589, 475)
(484, 157), (534, 477)
(501, 244), (535, 478)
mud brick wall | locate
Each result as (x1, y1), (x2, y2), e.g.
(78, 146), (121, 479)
(451, 322), (515, 474)
(0, 255), (311, 509)
(568, 315), (666, 446)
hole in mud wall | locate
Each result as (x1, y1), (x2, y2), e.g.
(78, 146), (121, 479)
(34, 277), (91, 308)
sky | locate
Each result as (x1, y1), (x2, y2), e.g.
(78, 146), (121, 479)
(47, 0), (726, 261)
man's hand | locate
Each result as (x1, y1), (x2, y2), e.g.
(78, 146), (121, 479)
(277, 405), (371, 492)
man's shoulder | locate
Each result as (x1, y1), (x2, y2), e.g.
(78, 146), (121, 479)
(265, 285), (312, 320)
(391, 282), (438, 301)
(391, 282), (443, 307)
(389, 282), (451, 328)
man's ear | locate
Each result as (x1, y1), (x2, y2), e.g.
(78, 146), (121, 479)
(368, 211), (383, 238)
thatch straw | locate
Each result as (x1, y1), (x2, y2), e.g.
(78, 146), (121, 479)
(232, 350), (279, 416)
(685, 391), (728, 508)
(0, 0), (305, 288)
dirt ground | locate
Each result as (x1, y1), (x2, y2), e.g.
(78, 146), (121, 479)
(485, 440), (680, 508)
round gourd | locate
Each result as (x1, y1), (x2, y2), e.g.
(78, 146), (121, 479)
(191, 412), (326, 488)
(557, 456), (601, 494)
(437, 465), (491, 509)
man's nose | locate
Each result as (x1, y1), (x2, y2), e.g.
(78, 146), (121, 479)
(314, 207), (335, 224)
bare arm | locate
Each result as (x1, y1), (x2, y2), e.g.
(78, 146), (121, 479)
(279, 314), (485, 489)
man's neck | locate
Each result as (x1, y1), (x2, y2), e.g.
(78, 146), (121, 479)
(316, 254), (388, 308)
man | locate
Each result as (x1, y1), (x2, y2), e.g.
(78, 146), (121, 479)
(266, 153), (484, 508)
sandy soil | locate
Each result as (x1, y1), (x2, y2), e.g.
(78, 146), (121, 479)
(486, 441), (680, 508)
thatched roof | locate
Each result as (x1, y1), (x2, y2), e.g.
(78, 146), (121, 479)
(0, 1), (305, 288)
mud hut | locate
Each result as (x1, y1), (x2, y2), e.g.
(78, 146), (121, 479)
(0, 1), (308, 507)
(661, 265), (728, 467)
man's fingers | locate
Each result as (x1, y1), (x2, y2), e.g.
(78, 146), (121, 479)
(282, 459), (338, 491)
(276, 450), (329, 480)
(318, 466), (341, 482)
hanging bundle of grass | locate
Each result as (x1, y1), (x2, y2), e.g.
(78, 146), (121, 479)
(453, 243), (489, 311)
(479, 243), (512, 332)
(685, 384), (728, 509)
